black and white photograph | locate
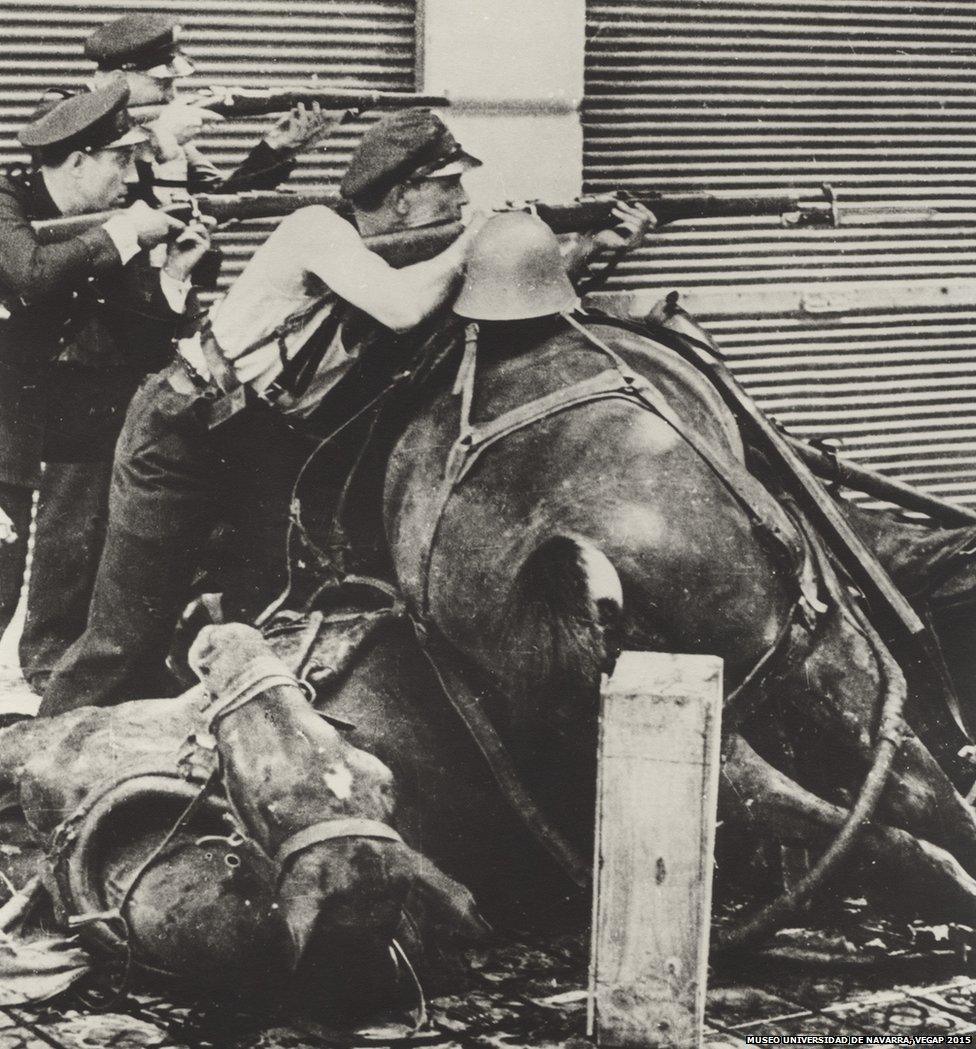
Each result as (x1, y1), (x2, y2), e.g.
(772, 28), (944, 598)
(2, 1), (976, 1046)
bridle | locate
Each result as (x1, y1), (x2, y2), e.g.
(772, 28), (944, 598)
(202, 658), (407, 877)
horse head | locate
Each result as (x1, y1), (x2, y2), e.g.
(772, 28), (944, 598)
(189, 624), (485, 975)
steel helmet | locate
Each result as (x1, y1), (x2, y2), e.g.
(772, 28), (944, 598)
(454, 211), (576, 321)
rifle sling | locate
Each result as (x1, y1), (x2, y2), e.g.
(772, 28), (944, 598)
(266, 301), (348, 404)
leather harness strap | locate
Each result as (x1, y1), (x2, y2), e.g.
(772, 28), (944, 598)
(276, 818), (404, 870)
(194, 296), (347, 424)
(410, 619), (591, 888)
(406, 313), (816, 888)
(420, 315), (802, 621)
(200, 653), (303, 732)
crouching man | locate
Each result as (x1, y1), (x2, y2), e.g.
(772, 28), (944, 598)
(40, 109), (486, 714)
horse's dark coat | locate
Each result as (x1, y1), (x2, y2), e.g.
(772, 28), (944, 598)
(381, 314), (976, 919)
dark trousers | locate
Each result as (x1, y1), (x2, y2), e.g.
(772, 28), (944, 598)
(18, 460), (114, 693)
(40, 367), (316, 715)
(0, 482), (33, 644)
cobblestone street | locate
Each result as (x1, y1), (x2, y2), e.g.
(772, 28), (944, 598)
(1, 944), (976, 1047)
(5, 620), (976, 1046)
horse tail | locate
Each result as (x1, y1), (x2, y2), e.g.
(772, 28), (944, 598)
(500, 534), (623, 731)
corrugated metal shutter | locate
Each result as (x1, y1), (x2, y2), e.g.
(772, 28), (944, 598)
(584, 0), (976, 507)
(2, 0), (417, 289)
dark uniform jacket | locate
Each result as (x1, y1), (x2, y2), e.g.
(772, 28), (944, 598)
(131, 139), (297, 202)
(0, 165), (182, 487)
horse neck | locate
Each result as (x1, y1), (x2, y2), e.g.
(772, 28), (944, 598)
(460, 316), (607, 421)
(472, 316), (569, 361)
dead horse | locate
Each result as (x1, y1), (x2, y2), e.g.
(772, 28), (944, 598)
(381, 309), (976, 936)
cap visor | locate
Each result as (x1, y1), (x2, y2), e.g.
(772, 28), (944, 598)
(104, 126), (150, 149)
(145, 53), (195, 79)
(426, 150), (483, 179)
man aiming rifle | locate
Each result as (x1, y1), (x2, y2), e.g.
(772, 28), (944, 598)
(84, 13), (337, 203)
(16, 10), (359, 689)
(0, 80), (211, 690)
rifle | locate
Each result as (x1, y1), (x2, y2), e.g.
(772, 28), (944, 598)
(529, 184), (954, 231)
(31, 191), (344, 245)
(188, 84), (449, 120)
(33, 182), (940, 249)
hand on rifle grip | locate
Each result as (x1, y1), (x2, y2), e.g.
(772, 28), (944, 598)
(164, 217), (216, 282)
(150, 99), (224, 149)
(123, 201), (187, 249)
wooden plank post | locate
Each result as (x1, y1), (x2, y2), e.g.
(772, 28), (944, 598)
(588, 651), (723, 1049)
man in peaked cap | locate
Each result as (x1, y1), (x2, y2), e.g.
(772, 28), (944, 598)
(85, 13), (196, 80)
(85, 12), (336, 203)
(339, 107), (482, 207)
(0, 78), (212, 697)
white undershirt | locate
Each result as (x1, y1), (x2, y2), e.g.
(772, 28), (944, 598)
(180, 206), (389, 414)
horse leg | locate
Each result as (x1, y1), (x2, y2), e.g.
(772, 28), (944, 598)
(723, 733), (976, 921)
(768, 599), (976, 877)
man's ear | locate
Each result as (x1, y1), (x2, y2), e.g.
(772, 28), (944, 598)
(65, 150), (88, 178)
(389, 182), (415, 218)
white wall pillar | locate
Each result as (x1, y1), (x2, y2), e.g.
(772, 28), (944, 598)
(419, 0), (585, 207)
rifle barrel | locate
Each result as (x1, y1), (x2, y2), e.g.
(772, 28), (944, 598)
(197, 86), (449, 119)
(529, 192), (834, 234)
(191, 191), (343, 223)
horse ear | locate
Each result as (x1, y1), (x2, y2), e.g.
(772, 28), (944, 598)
(279, 863), (324, 970)
(403, 849), (490, 942)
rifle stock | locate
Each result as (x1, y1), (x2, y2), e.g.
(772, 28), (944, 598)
(364, 222), (463, 266)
